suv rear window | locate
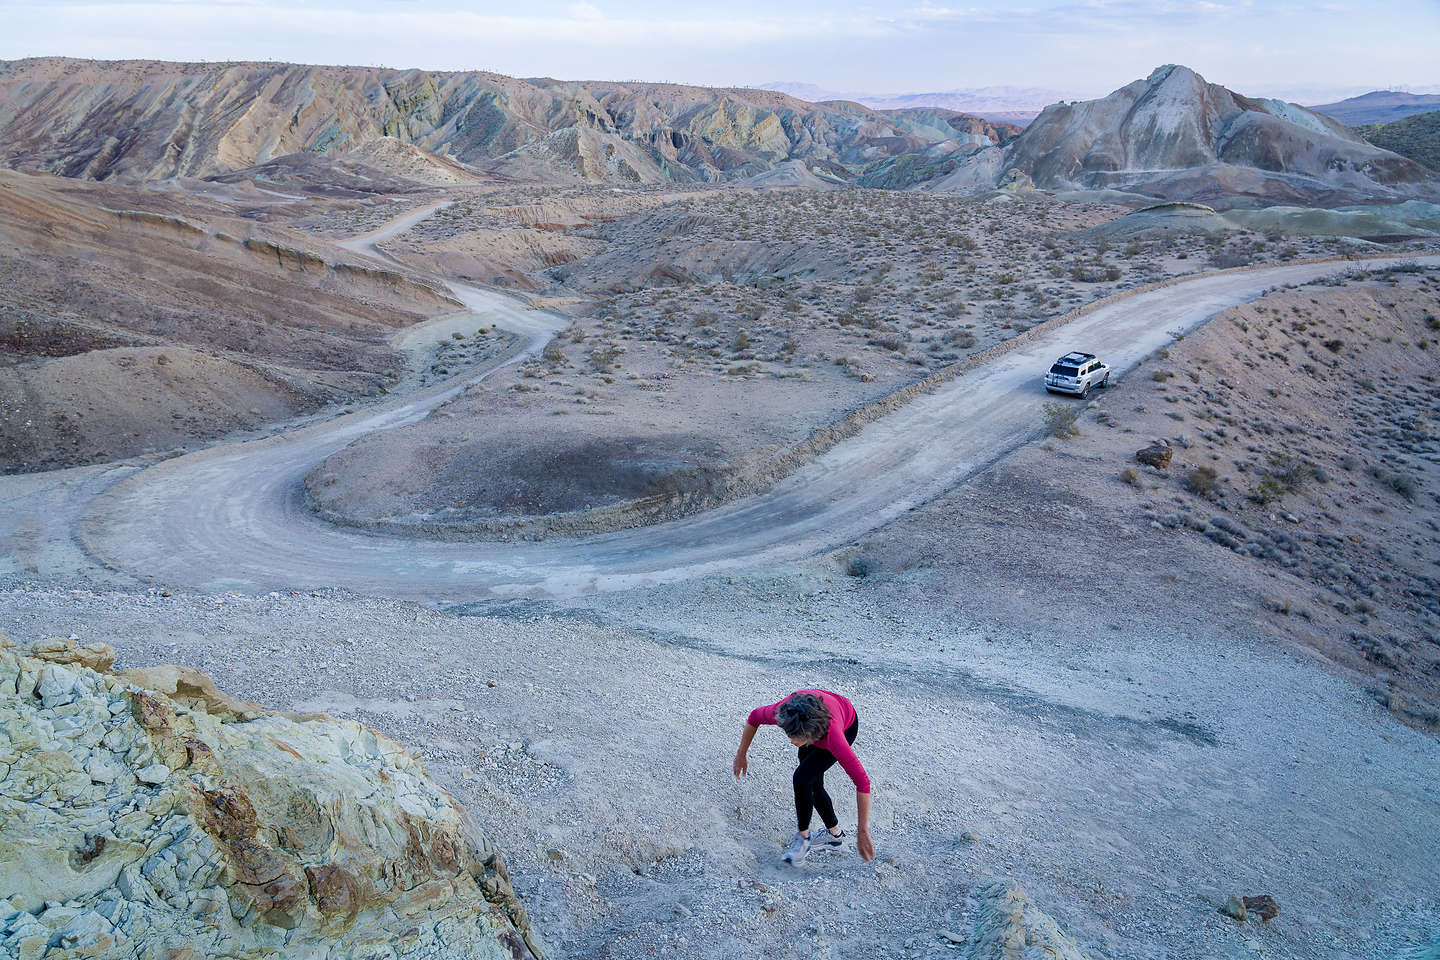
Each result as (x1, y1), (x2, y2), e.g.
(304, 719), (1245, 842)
(1050, 364), (1079, 376)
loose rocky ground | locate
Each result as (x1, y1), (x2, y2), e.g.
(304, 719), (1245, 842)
(1033, 266), (1439, 722)
(2, 543), (1435, 959)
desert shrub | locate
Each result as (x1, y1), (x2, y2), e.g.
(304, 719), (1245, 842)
(1208, 251), (1252, 269)
(1261, 595), (1291, 614)
(1369, 465), (1418, 499)
(1249, 477), (1287, 505)
(1119, 467), (1143, 487)
(588, 343), (622, 372)
(1070, 263), (1122, 283)
(1182, 465), (1221, 498)
(1250, 453), (1319, 504)
(1323, 339), (1344, 353)
(542, 341), (566, 364)
(1042, 401), (1081, 438)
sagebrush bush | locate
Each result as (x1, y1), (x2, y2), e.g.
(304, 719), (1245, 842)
(1042, 402), (1081, 438)
(1369, 465), (1418, 499)
(1182, 465), (1221, 498)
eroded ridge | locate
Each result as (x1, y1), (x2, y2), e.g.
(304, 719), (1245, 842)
(0, 635), (543, 960)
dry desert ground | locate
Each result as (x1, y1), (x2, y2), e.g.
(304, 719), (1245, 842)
(3, 171), (1439, 960)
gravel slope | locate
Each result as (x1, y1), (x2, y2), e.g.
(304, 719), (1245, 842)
(1, 575), (1434, 960)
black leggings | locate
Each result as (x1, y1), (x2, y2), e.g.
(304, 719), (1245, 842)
(793, 718), (858, 832)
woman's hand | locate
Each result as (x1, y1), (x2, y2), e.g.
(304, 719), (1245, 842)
(855, 791), (874, 861)
(734, 723), (757, 779)
(856, 827), (875, 862)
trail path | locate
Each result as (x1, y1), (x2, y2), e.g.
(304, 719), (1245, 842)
(70, 239), (1438, 600)
(339, 199), (554, 360)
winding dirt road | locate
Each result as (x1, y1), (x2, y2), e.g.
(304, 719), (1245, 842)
(63, 230), (1437, 602)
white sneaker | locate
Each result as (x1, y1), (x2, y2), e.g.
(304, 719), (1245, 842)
(782, 832), (811, 864)
(813, 829), (845, 850)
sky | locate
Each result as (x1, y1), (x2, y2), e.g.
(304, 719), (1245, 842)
(2, 0), (1437, 102)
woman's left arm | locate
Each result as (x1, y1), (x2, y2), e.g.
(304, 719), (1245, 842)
(856, 791), (874, 861)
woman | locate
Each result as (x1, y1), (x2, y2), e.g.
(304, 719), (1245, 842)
(733, 689), (875, 864)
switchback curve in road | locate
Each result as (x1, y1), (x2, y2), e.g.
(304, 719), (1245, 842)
(78, 254), (1440, 602)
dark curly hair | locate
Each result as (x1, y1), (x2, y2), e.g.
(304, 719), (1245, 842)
(776, 692), (831, 743)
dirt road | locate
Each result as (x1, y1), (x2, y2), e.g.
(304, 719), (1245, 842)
(66, 253), (1439, 601)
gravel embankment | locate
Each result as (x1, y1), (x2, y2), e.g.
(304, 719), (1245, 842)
(3, 574), (1435, 960)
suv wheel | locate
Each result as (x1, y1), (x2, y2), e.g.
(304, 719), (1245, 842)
(1079, 382), (1091, 399)
(1102, 373), (1111, 388)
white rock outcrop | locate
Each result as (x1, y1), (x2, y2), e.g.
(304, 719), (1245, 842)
(967, 882), (1095, 960)
(0, 636), (543, 960)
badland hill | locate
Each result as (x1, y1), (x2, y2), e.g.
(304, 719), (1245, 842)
(8, 58), (1436, 208)
(0, 166), (457, 471)
(925, 65), (1440, 207)
(0, 57), (1016, 186)
(1356, 110), (1440, 172)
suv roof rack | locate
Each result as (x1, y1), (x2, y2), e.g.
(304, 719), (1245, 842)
(1059, 351), (1095, 362)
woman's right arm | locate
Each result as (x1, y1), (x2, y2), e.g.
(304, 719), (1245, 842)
(733, 723), (758, 777)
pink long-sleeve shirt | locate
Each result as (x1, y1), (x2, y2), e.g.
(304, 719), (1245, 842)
(747, 689), (871, 793)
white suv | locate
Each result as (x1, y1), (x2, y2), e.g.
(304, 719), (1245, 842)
(1044, 351), (1110, 398)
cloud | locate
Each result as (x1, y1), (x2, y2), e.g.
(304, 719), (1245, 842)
(0, 0), (1434, 97)
(4, 1), (894, 50)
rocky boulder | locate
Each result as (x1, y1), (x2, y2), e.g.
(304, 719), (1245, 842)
(0, 636), (543, 959)
(967, 882), (1094, 960)
(1135, 443), (1174, 470)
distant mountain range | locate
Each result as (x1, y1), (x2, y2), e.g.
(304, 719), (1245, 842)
(0, 58), (1014, 185)
(759, 82), (1069, 126)
(1307, 91), (1440, 126)
(764, 82), (1440, 130)
(0, 58), (1433, 208)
